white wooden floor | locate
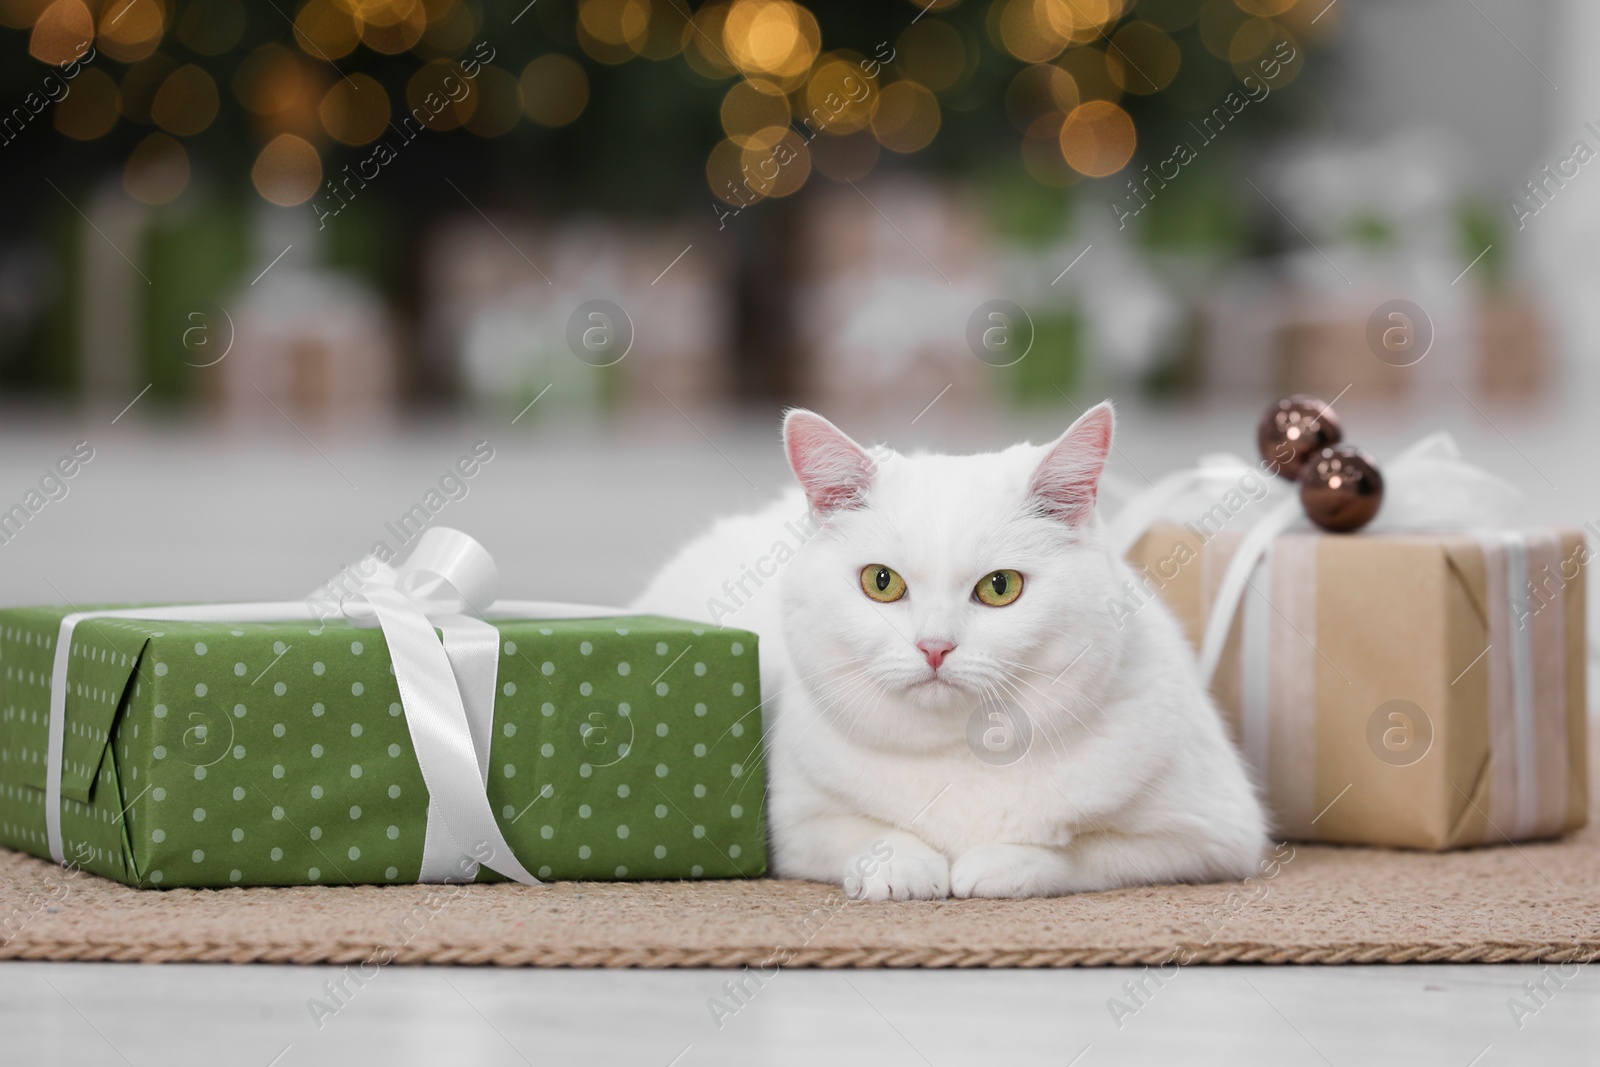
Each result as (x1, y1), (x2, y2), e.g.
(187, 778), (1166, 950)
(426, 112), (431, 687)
(0, 396), (1596, 1062)
(1, 962), (1594, 1065)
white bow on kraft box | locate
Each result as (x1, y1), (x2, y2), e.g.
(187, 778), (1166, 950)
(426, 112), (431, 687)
(1107, 434), (1587, 850)
(0, 527), (766, 889)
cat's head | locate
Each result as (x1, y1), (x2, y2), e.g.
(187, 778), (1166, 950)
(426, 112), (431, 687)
(779, 404), (1123, 750)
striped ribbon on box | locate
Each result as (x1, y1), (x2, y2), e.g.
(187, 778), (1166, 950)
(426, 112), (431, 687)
(1202, 527), (1571, 843)
(1109, 432), (1572, 844)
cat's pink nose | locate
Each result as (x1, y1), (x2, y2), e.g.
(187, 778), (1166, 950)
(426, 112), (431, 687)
(917, 640), (955, 669)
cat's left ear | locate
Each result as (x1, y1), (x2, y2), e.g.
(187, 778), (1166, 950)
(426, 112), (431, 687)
(1029, 401), (1115, 527)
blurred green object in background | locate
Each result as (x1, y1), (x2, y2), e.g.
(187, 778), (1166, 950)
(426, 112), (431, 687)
(1011, 308), (1082, 406)
(141, 197), (248, 401)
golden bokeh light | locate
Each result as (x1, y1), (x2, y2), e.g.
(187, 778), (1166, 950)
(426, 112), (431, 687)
(1138, 0), (1201, 31)
(638, 0), (687, 60)
(294, 0), (361, 61)
(575, 0), (646, 63)
(1107, 21), (1181, 94)
(359, 0), (427, 55)
(176, 0), (246, 56)
(519, 54), (590, 127)
(1059, 99), (1135, 177)
(1228, 16), (1278, 61)
(683, 2), (737, 78)
(1022, 113), (1076, 187)
(151, 64), (219, 137)
(463, 65), (522, 137)
(740, 128), (810, 197)
(28, 0), (92, 65)
(341, 0), (402, 16)
(1235, 0), (1298, 15)
(1277, 0), (1336, 40)
(723, 0), (819, 82)
(720, 78), (790, 149)
(123, 131), (190, 205)
(420, 0), (477, 56)
(896, 20), (967, 93)
(53, 67), (119, 140)
(1038, 0), (1125, 45)
(707, 136), (765, 206)
(810, 128), (879, 182)
(1197, 0), (1247, 59)
(578, 0), (651, 58)
(319, 73), (391, 145)
(803, 53), (877, 135)
(119, 54), (177, 123)
(1005, 63), (1078, 131)
(251, 132), (322, 206)
(871, 81), (940, 154)
(406, 59), (476, 131)
(0, 0), (50, 30)
(995, 0), (1068, 64)
(97, 0), (165, 64)
(1058, 45), (1122, 104)
(1232, 21), (1301, 82)
(234, 45), (305, 116)
(4, 0), (1309, 213)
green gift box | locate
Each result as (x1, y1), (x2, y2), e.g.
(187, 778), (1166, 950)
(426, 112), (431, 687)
(0, 607), (767, 888)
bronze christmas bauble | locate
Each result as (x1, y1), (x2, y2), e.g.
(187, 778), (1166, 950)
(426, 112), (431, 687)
(1298, 445), (1384, 533)
(1258, 394), (1343, 480)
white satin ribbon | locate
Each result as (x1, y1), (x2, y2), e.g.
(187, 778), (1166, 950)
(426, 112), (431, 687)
(1110, 432), (1525, 682)
(1499, 533), (1539, 839)
(45, 527), (623, 884)
(1107, 454), (1280, 560)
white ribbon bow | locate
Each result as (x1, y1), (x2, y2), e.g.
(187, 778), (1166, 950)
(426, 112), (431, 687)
(45, 527), (621, 884)
(1106, 432), (1525, 681)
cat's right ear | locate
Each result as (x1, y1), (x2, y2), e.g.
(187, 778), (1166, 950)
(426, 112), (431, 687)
(783, 409), (877, 515)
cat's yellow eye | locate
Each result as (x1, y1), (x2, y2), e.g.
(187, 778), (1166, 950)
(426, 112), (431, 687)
(975, 569), (1024, 607)
(860, 565), (907, 603)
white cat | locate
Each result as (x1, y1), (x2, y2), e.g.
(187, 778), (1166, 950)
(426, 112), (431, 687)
(632, 404), (1266, 899)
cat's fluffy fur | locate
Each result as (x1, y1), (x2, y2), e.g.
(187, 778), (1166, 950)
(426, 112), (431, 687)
(632, 404), (1266, 899)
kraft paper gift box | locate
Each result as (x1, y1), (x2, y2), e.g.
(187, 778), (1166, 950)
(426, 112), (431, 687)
(1125, 521), (1587, 850)
(0, 603), (767, 888)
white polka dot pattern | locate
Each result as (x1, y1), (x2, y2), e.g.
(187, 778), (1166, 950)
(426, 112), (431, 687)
(0, 610), (765, 888)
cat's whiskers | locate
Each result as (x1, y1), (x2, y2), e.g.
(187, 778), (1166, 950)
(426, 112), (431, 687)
(974, 677), (1007, 731)
(783, 674), (880, 763)
(818, 673), (885, 736)
(1005, 674), (1087, 765)
(723, 668), (886, 801)
(729, 756), (770, 808)
(998, 658), (1057, 681)
(840, 677), (889, 745)
(809, 662), (878, 712)
(726, 734), (770, 800)
(997, 655), (1098, 705)
(717, 664), (876, 800)
(995, 657), (1104, 739)
(707, 659), (870, 752)
(987, 673), (1070, 763)
(1007, 672), (1098, 748)
(785, 662), (884, 743)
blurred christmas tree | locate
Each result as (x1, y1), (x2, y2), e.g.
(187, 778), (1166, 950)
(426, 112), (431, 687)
(0, 0), (1334, 404)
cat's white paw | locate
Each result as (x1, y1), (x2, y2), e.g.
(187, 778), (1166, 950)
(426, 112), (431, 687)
(950, 843), (1074, 899)
(843, 839), (950, 901)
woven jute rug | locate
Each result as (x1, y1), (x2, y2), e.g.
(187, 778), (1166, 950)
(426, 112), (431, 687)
(1, 822), (1597, 966)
